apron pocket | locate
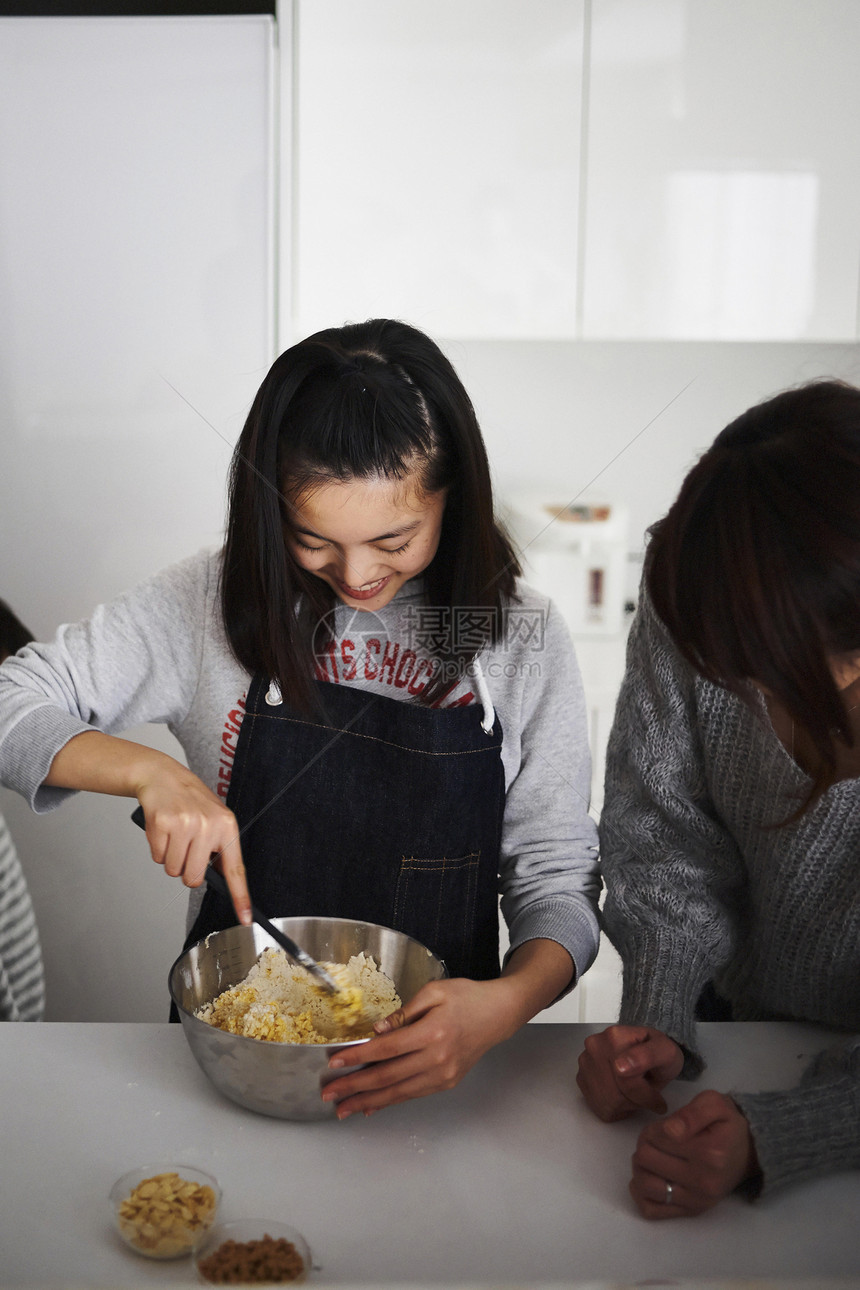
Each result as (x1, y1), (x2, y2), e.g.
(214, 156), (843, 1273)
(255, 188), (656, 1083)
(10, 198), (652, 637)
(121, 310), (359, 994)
(393, 853), (481, 977)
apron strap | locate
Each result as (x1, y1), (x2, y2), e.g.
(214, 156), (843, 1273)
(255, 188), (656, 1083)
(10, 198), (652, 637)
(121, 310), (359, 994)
(471, 656), (496, 734)
(265, 657), (497, 733)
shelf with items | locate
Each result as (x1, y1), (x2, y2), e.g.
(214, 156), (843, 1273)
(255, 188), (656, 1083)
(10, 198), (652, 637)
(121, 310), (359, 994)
(504, 494), (630, 638)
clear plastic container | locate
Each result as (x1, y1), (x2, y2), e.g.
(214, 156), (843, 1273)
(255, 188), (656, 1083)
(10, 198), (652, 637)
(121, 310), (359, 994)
(195, 1219), (312, 1284)
(109, 1163), (220, 1260)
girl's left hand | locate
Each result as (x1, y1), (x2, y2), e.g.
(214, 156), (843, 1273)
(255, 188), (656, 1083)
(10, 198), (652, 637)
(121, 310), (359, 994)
(321, 977), (518, 1118)
(629, 1090), (760, 1218)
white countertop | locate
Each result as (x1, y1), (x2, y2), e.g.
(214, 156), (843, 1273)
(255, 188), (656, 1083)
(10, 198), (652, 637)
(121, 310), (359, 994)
(1, 1020), (858, 1288)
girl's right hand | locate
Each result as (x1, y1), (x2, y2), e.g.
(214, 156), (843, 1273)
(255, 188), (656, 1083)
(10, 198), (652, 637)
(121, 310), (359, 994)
(576, 1024), (684, 1121)
(136, 766), (252, 927)
(45, 730), (252, 925)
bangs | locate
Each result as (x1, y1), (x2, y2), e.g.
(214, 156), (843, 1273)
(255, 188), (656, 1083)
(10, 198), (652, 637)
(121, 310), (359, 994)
(653, 452), (824, 696)
(277, 362), (445, 494)
(669, 517), (812, 697)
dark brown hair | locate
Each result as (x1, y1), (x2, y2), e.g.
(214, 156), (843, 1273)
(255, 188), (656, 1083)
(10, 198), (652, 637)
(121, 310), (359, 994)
(647, 378), (860, 804)
(221, 319), (519, 712)
(0, 598), (32, 662)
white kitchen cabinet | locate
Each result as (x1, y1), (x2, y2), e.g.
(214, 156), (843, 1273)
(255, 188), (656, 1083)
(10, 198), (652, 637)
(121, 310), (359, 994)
(291, 0), (860, 344)
(0, 15), (276, 609)
(291, 0), (585, 341)
(584, 0), (860, 340)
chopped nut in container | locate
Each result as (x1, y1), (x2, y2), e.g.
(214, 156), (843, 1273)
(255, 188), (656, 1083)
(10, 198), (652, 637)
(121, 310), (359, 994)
(195, 1220), (311, 1284)
(109, 1164), (220, 1259)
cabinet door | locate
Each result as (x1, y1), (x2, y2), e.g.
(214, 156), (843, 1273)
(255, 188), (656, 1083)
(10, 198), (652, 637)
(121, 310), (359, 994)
(0, 15), (275, 599)
(0, 15), (276, 1025)
(583, 0), (860, 340)
(293, 0), (585, 340)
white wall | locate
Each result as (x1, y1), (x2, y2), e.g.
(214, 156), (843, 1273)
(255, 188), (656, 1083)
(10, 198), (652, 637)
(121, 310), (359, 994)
(448, 339), (860, 599)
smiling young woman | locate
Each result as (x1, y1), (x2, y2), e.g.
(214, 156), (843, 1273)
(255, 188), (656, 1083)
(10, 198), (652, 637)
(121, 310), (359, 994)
(0, 318), (600, 1118)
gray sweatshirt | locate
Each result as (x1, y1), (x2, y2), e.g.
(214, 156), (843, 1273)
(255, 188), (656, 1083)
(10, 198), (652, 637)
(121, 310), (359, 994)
(600, 585), (860, 1196)
(0, 548), (600, 981)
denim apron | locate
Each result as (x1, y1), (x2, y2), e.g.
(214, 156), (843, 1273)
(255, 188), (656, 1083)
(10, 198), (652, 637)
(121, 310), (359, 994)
(185, 674), (505, 980)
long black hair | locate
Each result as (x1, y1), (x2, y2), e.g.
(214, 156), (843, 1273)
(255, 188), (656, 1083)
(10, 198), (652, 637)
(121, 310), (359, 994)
(647, 378), (860, 805)
(221, 319), (519, 712)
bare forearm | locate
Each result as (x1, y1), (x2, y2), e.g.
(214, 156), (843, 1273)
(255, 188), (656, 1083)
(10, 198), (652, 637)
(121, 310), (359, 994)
(44, 729), (185, 798)
(45, 730), (252, 924)
(495, 938), (575, 1037)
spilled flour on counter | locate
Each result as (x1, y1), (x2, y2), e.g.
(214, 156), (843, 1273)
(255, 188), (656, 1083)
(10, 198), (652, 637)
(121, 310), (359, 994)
(195, 947), (400, 1043)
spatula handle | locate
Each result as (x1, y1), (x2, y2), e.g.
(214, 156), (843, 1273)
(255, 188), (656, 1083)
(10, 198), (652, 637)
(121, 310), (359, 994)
(201, 862), (340, 992)
(130, 807), (340, 993)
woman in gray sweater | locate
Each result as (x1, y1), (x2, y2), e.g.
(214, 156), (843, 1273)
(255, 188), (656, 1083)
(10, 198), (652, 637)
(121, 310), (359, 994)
(577, 379), (860, 1217)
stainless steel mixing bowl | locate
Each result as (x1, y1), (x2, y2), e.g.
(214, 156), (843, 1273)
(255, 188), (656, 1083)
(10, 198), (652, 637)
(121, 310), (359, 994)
(168, 916), (447, 1120)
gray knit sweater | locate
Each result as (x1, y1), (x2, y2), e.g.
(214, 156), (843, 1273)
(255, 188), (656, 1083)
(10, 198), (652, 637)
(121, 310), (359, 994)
(599, 586), (860, 1196)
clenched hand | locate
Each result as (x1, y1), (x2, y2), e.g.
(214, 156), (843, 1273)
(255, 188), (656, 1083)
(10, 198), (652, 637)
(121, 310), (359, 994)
(630, 1089), (760, 1218)
(576, 1024), (685, 1120)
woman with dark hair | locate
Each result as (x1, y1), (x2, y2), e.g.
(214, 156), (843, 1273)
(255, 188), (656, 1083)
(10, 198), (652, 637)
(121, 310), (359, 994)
(0, 319), (599, 1113)
(577, 380), (860, 1216)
